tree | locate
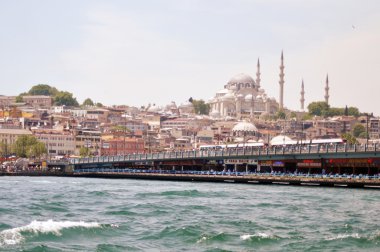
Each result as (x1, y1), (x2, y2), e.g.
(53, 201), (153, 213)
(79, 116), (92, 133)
(347, 107), (360, 117)
(82, 98), (94, 106)
(28, 142), (47, 159)
(307, 101), (330, 116)
(302, 114), (313, 120)
(79, 146), (91, 157)
(341, 133), (358, 144)
(95, 102), (103, 107)
(191, 99), (210, 115)
(27, 84), (58, 96)
(352, 124), (365, 137)
(12, 135), (46, 158)
(15, 95), (24, 103)
(0, 140), (10, 158)
(358, 131), (369, 139)
(275, 110), (286, 120)
(325, 107), (344, 117)
(54, 91), (79, 106)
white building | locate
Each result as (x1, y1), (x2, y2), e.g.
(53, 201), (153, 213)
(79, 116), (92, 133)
(208, 72), (279, 119)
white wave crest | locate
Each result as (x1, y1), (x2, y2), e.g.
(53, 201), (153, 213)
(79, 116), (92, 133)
(0, 220), (101, 246)
(326, 233), (361, 241)
(240, 232), (274, 240)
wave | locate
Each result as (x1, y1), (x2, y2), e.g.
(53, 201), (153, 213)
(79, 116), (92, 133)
(240, 232), (279, 241)
(196, 232), (229, 243)
(326, 231), (380, 242)
(326, 233), (361, 241)
(0, 220), (102, 246)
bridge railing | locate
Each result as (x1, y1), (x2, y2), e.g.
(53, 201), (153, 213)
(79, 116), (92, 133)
(70, 143), (378, 164)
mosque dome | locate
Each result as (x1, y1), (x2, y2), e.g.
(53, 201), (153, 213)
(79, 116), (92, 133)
(227, 73), (256, 90)
(147, 104), (161, 113)
(270, 135), (296, 145)
(179, 101), (193, 108)
(232, 121), (258, 132)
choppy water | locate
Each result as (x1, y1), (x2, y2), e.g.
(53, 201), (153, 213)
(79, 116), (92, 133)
(0, 177), (379, 251)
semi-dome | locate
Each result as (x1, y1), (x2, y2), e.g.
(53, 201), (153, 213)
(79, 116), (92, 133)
(222, 92), (235, 101)
(216, 88), (229, 94)
(232, 121), (258, 132)
(245, 94), (253, 102)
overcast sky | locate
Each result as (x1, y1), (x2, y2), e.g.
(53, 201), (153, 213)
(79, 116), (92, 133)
(1, 0), (379, 114)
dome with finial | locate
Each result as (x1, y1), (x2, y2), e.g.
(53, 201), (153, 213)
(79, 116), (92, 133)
(226, 73), (256, 90)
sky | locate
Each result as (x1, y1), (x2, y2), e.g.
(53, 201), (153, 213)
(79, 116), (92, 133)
(1, 0), (380, 114)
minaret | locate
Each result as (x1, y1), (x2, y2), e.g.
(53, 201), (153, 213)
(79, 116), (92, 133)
(324, 74), (329, 105)
(256, 58), (261, 89)
(300, 79), (305, 111)
(279, 51), (285, 109)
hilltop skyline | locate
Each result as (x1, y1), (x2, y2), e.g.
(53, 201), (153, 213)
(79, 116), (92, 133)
(1, 0), (380, 114)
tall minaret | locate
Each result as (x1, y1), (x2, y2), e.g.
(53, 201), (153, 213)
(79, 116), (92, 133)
(324, 74), (329, 105)
(256, 58), (261, 89)
(279, 51), (285, 109)
(300, 79), (305, 111)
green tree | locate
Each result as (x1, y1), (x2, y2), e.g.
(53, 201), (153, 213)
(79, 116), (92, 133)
(79, 147), (91, 157)
(82, 98), (94, 106)
(191, 99), (210, 115)
(347, 107), (360, 117)
(289, 112), (297, 119)
(275, 110), (286, 119)
(307, 101), (330, 116)
(358, 131), (369, 139)
(0, 140), (10, 158)
(12, 135), (46, 158)
(341, 133), (358, 144)
(302, 114), (313, 120)
(27, 84), (58, 96)
(15, 95), (24, 103)
(54, 91), (79, 106)
(325, 107), (344, 117)
(28, 142), (47, 159)
(95, 102), (103, 107)
(352, 124), (365, 137)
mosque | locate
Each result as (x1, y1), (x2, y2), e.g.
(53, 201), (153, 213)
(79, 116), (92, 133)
(208, 51), (332, 120)
(208, 53), (286, 119)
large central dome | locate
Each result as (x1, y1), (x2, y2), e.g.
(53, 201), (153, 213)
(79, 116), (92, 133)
(226, 73), (256, 90)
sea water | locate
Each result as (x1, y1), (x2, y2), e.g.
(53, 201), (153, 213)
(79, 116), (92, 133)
(0, 177), (379, 251)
